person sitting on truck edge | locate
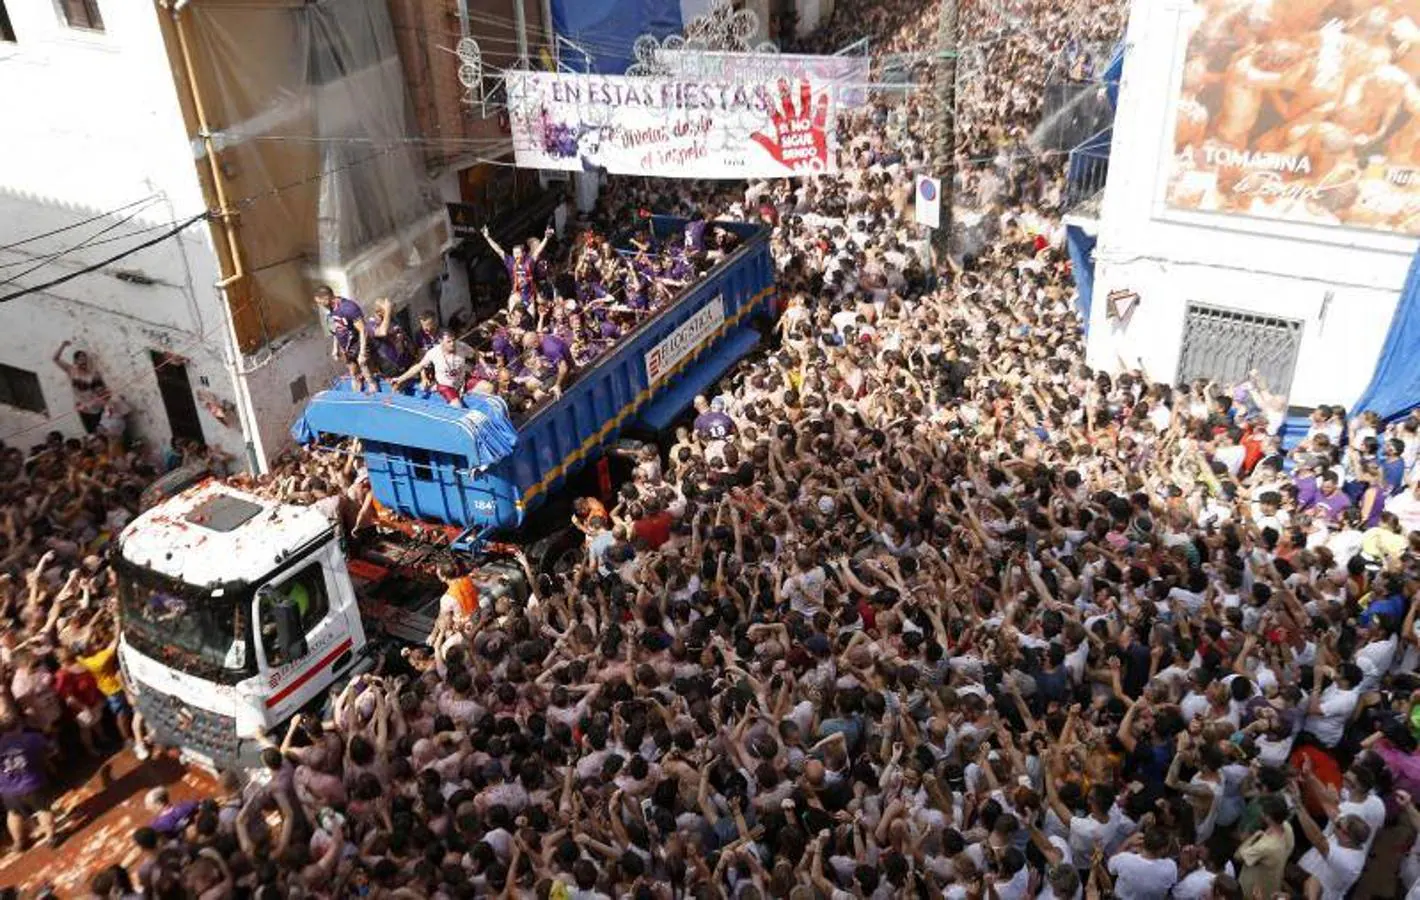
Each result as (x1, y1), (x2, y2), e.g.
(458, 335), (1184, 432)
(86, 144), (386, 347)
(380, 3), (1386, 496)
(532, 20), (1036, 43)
(391, 329), (476, 408)
(312, 285), (370, 388)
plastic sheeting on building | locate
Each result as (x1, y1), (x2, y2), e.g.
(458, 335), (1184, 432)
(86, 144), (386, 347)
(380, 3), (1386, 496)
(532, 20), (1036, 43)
(181, 0), (441, 344)
(1351, 247), (1420, 421)
(1066, 224), (1096, 332)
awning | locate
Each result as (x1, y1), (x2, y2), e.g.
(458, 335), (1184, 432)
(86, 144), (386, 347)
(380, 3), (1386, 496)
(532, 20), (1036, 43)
(1352, 247), (1420, 421)
(291, 382), (519, 469)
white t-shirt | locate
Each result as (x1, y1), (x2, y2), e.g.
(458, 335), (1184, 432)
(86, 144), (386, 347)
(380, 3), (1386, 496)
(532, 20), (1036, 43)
(1299, 843), (1366, 900)
(1067, 814), (1119, 863)
(420, 341), (476, 388)
(1303, 684), (1359, 747)
(1106, 853), (1178, 900)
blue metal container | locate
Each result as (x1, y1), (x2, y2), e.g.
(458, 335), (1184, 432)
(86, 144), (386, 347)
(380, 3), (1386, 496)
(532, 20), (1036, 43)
(293, 217), (776, 539)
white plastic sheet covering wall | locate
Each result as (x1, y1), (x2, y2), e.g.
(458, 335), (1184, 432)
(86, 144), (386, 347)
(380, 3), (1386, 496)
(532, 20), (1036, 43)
(186, 0), (440, 340)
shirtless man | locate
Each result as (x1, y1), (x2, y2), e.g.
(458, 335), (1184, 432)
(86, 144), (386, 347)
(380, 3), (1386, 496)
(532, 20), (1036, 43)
(1246, 0), (1340, 41)
(1174, 57), (1218, 148)
(1213, 39), (1309, 146)
(1332, 64), (1420, 149)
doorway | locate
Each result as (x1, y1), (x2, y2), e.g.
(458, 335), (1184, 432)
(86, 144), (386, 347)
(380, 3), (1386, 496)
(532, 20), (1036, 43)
(150, 351), (206, 448)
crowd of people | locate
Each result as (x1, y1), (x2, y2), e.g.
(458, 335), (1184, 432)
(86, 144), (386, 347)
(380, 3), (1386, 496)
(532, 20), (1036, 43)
(11, 0), (1420, 899)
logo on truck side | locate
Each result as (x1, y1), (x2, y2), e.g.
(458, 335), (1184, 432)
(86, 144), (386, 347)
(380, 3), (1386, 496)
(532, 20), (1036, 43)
(645, 295), (725, 385)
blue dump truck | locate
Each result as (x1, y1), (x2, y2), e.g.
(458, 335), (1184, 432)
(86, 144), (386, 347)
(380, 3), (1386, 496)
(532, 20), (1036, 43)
(113, 217), (776, 769)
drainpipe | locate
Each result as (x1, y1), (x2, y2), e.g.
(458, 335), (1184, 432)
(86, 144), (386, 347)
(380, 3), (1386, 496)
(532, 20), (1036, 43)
(455, 0), (470, 41)
(161, 0), (264, 474)
(513, 0), (529, 68)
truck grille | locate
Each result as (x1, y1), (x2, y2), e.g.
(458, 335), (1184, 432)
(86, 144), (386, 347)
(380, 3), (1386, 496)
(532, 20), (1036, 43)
(130, 680), (239, 769)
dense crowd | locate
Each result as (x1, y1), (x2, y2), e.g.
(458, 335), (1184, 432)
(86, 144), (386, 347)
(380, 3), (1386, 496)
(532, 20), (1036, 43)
(9, 1), (1420, 899)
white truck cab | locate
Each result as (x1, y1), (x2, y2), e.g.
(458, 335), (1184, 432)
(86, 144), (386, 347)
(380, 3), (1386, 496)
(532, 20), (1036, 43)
(116, 481), (369, 771)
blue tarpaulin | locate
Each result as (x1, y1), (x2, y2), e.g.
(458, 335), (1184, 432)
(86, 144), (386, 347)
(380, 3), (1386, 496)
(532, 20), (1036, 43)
(1066, 224), (1097, 331)
(1351, 247), (1420, 421)
(550, 0), (685, 74)
(292, 382), (519, 468)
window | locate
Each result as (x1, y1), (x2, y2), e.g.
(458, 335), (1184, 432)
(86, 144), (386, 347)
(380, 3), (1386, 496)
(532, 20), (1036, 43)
(257, 563), (331, 666)
(58, 0), (103, 31)
(0, 2), (16, 42)
(0, 364), (46, 414)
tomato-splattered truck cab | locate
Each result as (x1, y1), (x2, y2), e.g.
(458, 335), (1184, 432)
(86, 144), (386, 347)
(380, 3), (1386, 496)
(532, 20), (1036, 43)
(116, 481), (368, 771)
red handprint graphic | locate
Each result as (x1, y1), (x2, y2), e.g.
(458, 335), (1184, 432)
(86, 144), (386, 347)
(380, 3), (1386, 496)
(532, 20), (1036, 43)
(750, 78), (832, 174)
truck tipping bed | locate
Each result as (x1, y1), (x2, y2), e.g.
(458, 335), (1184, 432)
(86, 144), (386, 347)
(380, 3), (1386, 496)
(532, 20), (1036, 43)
(292, 216), (777, 536)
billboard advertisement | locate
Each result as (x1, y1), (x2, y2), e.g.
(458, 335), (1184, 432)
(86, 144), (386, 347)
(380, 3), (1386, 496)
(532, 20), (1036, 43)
(506, 71), (839, 179)
(1165, 1), (1420, 235)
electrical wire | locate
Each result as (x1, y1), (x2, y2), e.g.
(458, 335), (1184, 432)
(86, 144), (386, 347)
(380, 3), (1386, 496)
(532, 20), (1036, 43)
(0, 195), (158, 254)
(0, 199), (161, 289)
(0, 213), (210, 306)
(0, 218), (205, 271)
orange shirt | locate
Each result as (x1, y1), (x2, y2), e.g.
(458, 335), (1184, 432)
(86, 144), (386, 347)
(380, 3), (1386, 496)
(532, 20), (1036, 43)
(445, 576), (479, 617)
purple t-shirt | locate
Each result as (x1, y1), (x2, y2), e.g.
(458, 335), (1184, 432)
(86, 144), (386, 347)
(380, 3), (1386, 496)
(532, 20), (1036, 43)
(538, 334), (573, 367)
(0, 730), (48, 796)
(329, 299), (364, 352)
(1314, 489), (1351, 522)
(694, 411), (735, 440)
(1294, 475), (1318, 510)
(151, 800), (200, 835)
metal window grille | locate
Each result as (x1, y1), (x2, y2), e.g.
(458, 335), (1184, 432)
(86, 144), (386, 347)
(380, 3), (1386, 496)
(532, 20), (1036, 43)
(1176, 303), (1303, 398)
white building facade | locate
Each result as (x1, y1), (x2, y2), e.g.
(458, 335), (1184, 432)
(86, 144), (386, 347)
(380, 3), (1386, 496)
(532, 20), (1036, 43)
(0, 0), (248, 460)
(0, 0), (453, 471)
(1085, 0), (1418, 410)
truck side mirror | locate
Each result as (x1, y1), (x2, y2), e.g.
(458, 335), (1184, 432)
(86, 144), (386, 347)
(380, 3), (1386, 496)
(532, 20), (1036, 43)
(271, 597), (307, 661)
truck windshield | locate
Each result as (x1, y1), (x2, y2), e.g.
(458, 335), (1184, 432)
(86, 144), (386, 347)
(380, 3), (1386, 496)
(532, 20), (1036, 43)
(118, 568), (251, 684)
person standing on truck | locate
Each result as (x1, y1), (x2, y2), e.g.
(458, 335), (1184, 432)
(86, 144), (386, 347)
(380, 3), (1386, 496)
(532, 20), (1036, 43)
(391, 330), (476, 408)
(313, 285), (370, 387)
(482, 224), (553, 311)
(414, 310), (440, 353)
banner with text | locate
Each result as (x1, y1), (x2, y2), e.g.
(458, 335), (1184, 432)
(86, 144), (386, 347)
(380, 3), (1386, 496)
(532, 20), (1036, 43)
(1165, 0), (1420, 235)
(507, 71), (839, 179)
(652, 50), (871, 108)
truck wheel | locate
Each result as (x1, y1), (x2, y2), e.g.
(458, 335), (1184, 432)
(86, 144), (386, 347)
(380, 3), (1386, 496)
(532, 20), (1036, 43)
(526, 527), (584, 581)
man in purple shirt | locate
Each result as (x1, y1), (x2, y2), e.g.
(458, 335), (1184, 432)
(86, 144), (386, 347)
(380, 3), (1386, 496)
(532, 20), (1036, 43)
(415, 310), (440, 353)
(1313, 471), (1352, 522)
(313, 285), (368, 377)
(0, 715), (54, 848)
(522, 331), (573, 393)
(693, 395), (736, 441)
(1294, 460), (1321, 511)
